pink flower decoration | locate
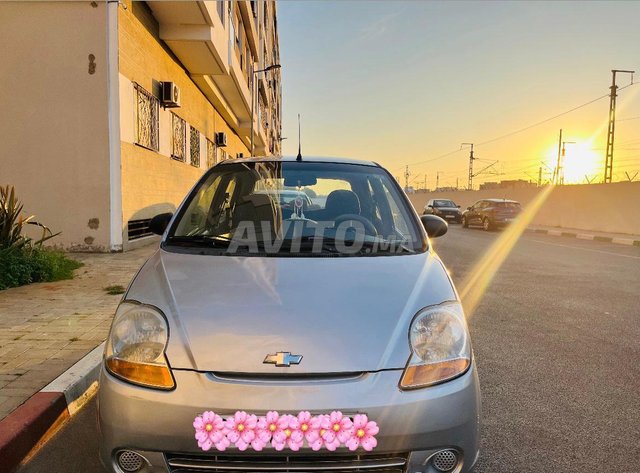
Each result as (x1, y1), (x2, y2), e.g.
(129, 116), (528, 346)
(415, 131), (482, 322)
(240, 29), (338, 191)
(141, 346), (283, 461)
(225, 411), (257, 451)
(321, 411), (353, 451)
(296, 411), (318, 443)
(307, 414), (328, 451)
(345, 414), (379, 452)
(253, 411), (280, 451)
(193, 411), (229, 451)
(272, 414), (305, 451)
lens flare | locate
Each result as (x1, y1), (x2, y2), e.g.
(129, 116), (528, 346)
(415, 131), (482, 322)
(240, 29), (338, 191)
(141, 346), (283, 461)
(459, 185), (554, 318)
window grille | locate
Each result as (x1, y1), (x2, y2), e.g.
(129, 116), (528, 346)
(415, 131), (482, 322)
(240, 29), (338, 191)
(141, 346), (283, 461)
(190, 126), (200, 167)
(220, 149), (228, 161)
(207, 138), (215, 168)
(134, 83), (159, 151)
(171, 113), (186, 162)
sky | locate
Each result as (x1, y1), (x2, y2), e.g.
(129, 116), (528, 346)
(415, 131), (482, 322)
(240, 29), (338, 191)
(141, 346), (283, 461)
(277, 1), (640, 188)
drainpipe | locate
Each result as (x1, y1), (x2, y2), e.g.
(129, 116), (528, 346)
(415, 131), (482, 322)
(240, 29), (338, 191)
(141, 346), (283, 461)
(107, 0), (123, 251)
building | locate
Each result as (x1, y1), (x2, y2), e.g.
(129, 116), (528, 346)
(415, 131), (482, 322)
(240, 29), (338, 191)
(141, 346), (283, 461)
(479, 179), (537, 190)
(0, 1), (282, 252)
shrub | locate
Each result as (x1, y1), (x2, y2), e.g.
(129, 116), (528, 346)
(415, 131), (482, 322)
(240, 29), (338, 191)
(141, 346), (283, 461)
(0, 185), (82, 290)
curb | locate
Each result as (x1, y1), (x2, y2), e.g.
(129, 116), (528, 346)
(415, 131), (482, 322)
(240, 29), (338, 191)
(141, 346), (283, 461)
(526, 228), (640, 247)
(0, 342), (104, 473)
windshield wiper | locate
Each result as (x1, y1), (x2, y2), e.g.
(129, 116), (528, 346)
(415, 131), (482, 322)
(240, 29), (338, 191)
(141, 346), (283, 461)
(166, 235), (233, 248)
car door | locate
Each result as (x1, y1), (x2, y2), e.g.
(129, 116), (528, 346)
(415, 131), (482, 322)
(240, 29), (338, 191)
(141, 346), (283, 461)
(468, 201), (480, 223)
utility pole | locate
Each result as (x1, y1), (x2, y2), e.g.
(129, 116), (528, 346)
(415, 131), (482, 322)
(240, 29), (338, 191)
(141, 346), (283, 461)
(462, 143), (474, 190)
(424, 174), (427, 191)
(538, 167), (543, 186)
(605, 69), (635, 183)
(436, 171), (441, 190)
(558, 140), (575, 185)
(553, 129), (563, 185)
(404, 165), (410, 192)
(456, 177), (459, 190)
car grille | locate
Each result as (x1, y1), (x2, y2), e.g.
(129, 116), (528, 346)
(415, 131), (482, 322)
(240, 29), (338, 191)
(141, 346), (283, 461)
(165, 452), (409, 472)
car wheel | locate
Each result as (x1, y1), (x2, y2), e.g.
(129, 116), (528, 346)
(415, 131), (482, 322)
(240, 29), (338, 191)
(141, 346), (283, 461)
(462, 216), (468, 228)
(482, 217), (492, 231)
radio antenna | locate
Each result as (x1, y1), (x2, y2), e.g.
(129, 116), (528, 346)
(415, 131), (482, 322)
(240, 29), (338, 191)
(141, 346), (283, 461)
(296, 113), (302, 161)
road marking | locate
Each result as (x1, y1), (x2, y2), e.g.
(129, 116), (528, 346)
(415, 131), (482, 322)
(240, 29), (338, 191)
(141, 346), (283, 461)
(526, 238), (640, 260)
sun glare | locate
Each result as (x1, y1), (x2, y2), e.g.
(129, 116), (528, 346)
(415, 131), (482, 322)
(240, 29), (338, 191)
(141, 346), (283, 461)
(544, 140), (602, 184)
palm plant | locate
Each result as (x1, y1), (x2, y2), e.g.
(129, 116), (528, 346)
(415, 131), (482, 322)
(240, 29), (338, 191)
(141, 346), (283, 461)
(0, 185), (57, 251)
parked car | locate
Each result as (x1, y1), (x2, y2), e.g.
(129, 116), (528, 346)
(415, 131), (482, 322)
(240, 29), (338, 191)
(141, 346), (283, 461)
(423, 199), (462, 223)
(98, 156), (480, 473)
(461, 198), (521, 231)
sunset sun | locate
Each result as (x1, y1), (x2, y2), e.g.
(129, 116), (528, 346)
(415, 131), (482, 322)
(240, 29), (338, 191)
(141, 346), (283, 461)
(545, 141), (602, 184)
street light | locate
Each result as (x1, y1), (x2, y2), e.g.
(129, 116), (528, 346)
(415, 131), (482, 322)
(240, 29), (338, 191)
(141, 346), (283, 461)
(251, 64), (281, 156)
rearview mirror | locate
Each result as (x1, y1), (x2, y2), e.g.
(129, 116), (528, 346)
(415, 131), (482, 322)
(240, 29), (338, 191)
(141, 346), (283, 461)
(149, 212), (173, 236)
(420, 215), (448, 238)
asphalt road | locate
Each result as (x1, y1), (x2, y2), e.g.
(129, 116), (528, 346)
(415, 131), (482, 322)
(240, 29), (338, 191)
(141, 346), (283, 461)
(19, 226), (640, 472)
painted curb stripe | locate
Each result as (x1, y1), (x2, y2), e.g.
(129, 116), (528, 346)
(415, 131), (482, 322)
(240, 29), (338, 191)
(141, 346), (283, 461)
(0, 392), (67, 473)
(527, 227), (639, 246)
(0, 343), (105, 472)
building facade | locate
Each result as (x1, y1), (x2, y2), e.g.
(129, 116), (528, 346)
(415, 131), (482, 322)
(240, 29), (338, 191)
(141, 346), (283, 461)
(0, 0), (282, 252)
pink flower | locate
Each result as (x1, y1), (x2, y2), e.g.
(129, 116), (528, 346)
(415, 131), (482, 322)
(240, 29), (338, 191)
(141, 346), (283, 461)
(193, 411), (229, 451)
(272, 414), (305, 451)
(296, 411), (318, 442)
(225, 411), (257, 451)
(320, 411), (353, 451)
(345, 414), (379, 451)
(253, 411), (280, 451)
(306, 414), (327, 451)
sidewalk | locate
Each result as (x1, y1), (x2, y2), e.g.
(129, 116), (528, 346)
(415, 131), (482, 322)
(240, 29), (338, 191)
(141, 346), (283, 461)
(0, 244), (157, 421)
(526, 225), (640, 246)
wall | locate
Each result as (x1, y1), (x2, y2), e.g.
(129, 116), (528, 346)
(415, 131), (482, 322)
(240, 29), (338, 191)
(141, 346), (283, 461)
(118, 0), (250, 249)
(0, 1), (111, 250)
(408, 181), (640, 235)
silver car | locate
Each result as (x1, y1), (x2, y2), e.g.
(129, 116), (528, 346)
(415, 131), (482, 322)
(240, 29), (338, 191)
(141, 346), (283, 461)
(98, 157), (480, 473)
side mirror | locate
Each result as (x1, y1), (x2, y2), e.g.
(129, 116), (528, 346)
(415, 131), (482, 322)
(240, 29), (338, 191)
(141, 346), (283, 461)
(427, 204), (433, 208)
(149, 212), (173, 236)
(466, 206), (471, 210)
(457, 205), (461, 208)
(420, 215), (448, 238)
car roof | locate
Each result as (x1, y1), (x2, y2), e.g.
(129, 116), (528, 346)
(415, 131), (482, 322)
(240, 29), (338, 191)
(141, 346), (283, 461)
(483, 198), (520, 203)
(217, 156), (380, 167)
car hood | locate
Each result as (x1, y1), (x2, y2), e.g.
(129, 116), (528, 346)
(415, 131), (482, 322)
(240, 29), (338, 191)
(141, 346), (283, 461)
(125, 249), (457, 374)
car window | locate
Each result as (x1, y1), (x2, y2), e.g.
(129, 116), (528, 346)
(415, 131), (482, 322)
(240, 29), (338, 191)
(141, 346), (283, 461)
(166, 161), (424, 256)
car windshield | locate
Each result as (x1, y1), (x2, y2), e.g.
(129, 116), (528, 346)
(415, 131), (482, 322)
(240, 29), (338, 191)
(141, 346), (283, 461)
(434, 200), (456, 207)
(165, 161), (424, 256)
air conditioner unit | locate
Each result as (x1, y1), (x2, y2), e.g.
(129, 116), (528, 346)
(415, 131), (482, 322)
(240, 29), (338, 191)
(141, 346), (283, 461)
(215, 132), (227, 147)
(161, 82), (181, 108)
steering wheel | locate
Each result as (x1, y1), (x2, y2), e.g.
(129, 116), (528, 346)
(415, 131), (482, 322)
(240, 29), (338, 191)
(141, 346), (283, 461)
(334, 214), (378, 236)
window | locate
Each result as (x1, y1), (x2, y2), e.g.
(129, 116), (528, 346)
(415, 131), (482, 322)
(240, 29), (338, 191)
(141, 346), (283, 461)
(220, 149), (228, 161)
(207, 138), (215, 168)
(127, 218), (153, 241)
(133, 83), (159, 152)
(190, 126), (200, 167)
(216, 0), (225, 23)
(171, 113), (186, 162)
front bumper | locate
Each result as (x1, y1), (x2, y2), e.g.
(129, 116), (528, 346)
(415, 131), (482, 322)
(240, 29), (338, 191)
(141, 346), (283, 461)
(98, 363), (481, 472)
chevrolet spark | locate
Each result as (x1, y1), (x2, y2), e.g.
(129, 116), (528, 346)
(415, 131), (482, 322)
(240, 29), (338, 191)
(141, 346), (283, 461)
(98, 157), (481, 473)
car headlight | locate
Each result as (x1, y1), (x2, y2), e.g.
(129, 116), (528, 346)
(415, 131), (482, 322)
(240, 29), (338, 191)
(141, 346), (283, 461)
(400, 302), (471, 390)
(105, 302), (175, 390)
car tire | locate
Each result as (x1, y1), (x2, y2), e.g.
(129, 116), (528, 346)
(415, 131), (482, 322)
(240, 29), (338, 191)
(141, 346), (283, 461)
(462, 216), (468, 228)
(482, 217), (492, 231)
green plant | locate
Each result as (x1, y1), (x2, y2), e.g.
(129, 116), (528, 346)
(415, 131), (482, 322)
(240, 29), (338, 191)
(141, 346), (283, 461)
(0, 184), (58, 250)
(0, 185), (81, 290)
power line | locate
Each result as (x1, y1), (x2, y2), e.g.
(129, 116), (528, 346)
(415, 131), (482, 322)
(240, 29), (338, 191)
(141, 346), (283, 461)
(402, 81), (639, 173)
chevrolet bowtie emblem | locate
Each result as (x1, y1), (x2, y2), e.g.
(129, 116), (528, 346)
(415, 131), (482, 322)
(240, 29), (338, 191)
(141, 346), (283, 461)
(263, 352), (303, 367)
